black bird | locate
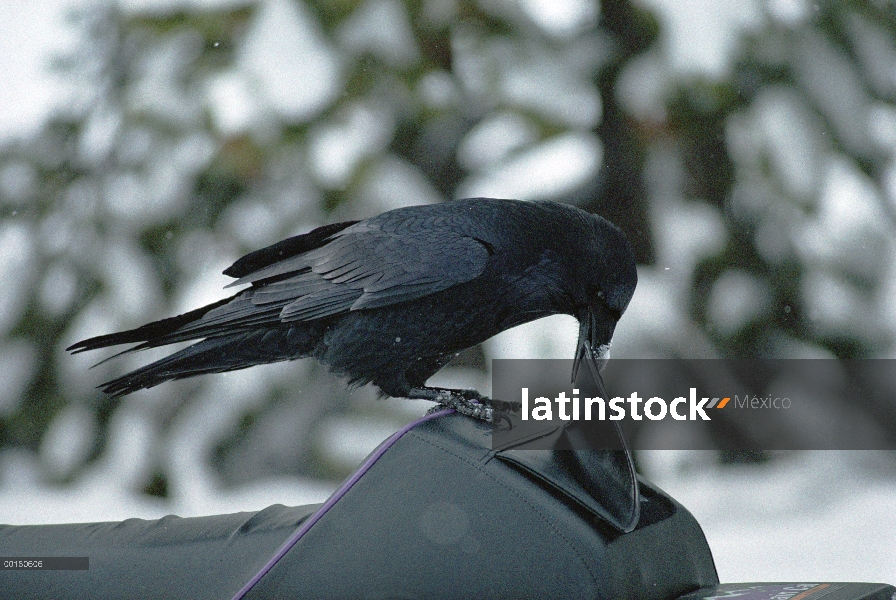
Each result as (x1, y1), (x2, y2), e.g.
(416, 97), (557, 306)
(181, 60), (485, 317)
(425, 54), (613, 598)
(68, 198), (637, 421)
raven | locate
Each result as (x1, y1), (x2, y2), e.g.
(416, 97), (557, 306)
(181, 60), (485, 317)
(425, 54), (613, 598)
(68, 198), (637, 421)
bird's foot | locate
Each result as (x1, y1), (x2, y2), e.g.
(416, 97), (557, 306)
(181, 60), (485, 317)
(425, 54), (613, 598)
(412, 387), (512, 427)
(428, 391), (492, 421)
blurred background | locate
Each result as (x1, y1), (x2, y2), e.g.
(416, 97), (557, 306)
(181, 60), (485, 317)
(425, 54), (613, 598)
(1, 0), (895, 582)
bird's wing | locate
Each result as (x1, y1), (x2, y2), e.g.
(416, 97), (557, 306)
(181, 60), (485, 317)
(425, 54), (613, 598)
(228, 214), (492, 322)
(66, 212), (492, 359)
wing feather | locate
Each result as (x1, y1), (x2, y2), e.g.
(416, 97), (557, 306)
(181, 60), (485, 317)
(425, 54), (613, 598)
(223, 207), (493, 324)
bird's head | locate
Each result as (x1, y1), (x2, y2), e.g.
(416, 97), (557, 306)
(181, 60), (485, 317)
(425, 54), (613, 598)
(570, 216), (638, 386)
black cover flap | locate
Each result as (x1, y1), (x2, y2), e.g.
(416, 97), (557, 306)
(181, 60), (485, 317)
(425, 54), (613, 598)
(495, 419), (641, 533)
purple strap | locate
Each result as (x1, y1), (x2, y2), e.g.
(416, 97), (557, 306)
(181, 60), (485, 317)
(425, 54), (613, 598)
(231, 408), (454, 600)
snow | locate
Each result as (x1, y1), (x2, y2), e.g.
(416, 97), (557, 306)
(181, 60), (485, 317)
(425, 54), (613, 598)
(0, 0), (80, 144)
(457, 132), (603, 200)
(238, 0), (342, 123)
(516, 0), (598, 38)
(637, 0), (762, 79)
(643, 451), (896, 582)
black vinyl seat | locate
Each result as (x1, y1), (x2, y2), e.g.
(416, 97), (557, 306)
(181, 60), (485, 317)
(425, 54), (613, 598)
(0, 409), (718, 599)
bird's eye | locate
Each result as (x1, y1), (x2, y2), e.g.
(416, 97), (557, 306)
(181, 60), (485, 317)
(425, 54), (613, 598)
(597, 290), (605, 300)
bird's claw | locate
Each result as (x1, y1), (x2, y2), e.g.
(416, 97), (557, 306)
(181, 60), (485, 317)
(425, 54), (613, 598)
(432, 392), (516, 428)
(491, 409), (513, 430)
(412, 387), (511, 426)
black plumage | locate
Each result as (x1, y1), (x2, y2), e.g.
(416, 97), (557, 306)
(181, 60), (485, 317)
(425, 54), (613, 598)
(68, 198), (637, 420)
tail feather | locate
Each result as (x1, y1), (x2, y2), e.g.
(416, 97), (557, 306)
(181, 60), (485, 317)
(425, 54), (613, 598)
(67, 291), (325, 396)
(66, 296), (236, 354)
(99, 327), (315, 397)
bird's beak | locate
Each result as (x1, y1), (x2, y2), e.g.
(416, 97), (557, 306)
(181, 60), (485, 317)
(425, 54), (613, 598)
(571, 306), (616, 394)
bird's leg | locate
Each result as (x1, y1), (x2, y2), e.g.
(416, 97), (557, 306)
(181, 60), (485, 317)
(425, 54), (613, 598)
(408, 387), (512, 426)
(411, 387), (490, 420)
